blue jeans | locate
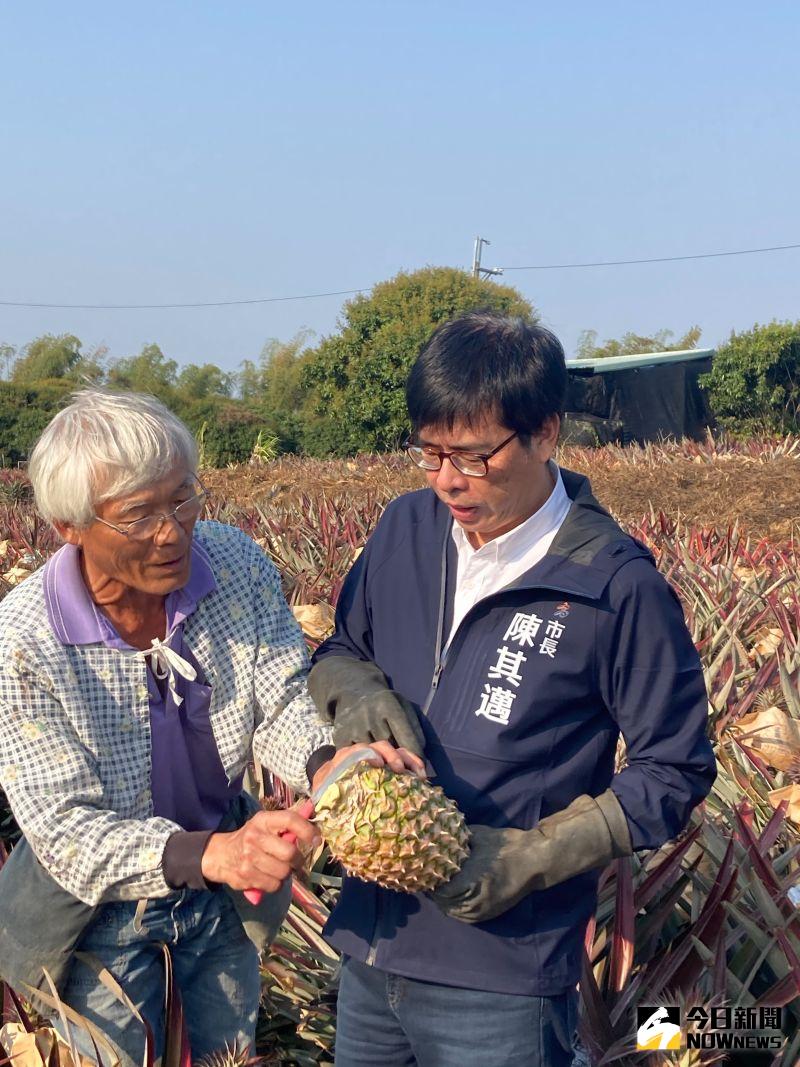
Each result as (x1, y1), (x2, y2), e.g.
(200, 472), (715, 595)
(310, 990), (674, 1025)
(60, 888), (261, 1067)
(335, 957), (578, 1067)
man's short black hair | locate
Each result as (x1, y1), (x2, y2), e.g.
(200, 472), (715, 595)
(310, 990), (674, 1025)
(405, 311), (568, 441)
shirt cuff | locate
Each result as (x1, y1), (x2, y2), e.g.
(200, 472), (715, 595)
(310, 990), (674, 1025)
(163, 830), (216, 890)
(306, 745), (336, 789)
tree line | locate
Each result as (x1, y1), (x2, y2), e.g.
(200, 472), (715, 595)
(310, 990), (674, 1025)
(1, 266), (798, 466)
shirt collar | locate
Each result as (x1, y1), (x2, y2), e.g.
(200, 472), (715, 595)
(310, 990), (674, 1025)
(43, 537), (217, 646)
(450, 460), (569, 563)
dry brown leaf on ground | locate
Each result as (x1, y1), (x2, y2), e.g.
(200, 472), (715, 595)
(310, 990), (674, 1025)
(769, 784), (800, 826)
(292, 603), (336, 642)
(733, 563), (770, 583)
(731, 706), (800, 772)
(749, 627), (784, 659)
(0, 1022), (96, 1067)
(2, 565), (32, 586)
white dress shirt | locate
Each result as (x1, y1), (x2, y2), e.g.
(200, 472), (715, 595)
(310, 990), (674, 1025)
(445, 461), (571, 650)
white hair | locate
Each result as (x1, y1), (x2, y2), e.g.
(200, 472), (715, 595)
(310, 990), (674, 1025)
(29, 389), (199, 527)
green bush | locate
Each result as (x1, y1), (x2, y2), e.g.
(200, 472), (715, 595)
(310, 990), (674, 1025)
(178, 398), (263, 466)
(0, 382), (264, 470)
(701, 321), (800, 433)
(300, 267), (534, 455)
(0, 382), (73, 465)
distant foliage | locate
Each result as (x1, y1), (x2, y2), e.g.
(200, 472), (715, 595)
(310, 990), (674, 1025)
(700, 320), (800, 433)
(0, 382), (73, 465)
(577, 325), (702, 360)
(11, 333), (106, 384)
(179, 398), (263, 467)
(239, 332), (315, 453)
(0, 334), (268, 468)
(107, 343), (179, 395)
(300, 267), (534, 455)
(176, 362), (234, 399)
(6, 297), (797, 468)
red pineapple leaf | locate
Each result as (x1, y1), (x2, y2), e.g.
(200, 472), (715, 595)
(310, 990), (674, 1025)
(291, 877), (329, 928)
(162, 945), (191, 1067)
(732, 736), (773, 780)
(643, 836), (737, 995)
(629, 862), (699, 972)
(578, 948), (616, 1058)
(758, 798), (789, 855)
(733, 804), (782, 894)
(583, 914), (597, 960)
(633, 824), (703, 911)
(667, 843), (738, 992)
(608, 858), (635, 994)
(712, 928), (728, 1002)
(1, 981), (34, 1031)
(754, 971), (800, 1009)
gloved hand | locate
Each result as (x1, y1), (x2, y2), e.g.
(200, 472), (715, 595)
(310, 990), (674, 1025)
(308, 656), (426, 757)
(430, 789), (632, 923)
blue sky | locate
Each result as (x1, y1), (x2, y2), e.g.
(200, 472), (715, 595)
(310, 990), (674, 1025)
(2, 2), (799, 371)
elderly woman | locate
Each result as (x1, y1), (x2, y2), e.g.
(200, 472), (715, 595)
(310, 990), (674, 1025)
(0, 389), (419, 1065)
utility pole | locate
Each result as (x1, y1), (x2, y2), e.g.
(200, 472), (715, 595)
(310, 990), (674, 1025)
(471, 236), (504, 280)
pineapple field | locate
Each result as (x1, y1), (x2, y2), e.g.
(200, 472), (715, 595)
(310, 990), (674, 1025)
(2, 435), (800, 1065)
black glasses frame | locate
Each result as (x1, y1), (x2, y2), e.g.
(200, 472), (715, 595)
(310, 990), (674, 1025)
(403, 430), (518, 477)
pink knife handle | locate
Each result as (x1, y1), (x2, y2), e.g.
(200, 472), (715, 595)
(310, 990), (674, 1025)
(243, 797), (316, 906)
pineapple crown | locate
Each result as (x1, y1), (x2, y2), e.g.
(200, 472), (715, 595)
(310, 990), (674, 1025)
(755, 685), (787, 713)
(194, 1041), (252, 1067)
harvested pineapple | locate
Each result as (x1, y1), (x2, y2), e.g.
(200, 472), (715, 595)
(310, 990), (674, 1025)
(314, 764), (469, 893)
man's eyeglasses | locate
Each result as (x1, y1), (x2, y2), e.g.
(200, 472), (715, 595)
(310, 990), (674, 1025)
(403, 431), (518, 477)
(94, 481), (208, 542)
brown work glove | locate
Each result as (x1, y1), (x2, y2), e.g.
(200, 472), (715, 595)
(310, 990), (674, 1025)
(308, 656), (426, 757)
(430, 790), (632, 924)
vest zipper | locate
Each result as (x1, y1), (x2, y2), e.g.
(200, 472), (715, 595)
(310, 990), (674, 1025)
(421, 658), (445, 715)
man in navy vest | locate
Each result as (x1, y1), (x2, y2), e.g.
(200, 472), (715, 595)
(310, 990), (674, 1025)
(310, 312), (716, 1066)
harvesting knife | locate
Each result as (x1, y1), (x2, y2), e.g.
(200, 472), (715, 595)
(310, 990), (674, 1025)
(243, 745), (379, 905)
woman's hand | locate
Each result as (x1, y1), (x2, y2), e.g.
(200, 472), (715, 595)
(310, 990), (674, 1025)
(200, 808), (320, 894)
(310, 742), (426, 797)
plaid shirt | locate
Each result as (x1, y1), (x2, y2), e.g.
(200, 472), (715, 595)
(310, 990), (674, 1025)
(0, 521), (333, 906)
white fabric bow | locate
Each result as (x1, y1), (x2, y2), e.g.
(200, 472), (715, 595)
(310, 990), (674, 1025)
(140, 633), (197, 706)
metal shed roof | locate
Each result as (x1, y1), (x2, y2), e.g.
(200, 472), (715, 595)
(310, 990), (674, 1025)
(567, 347), (715, 374)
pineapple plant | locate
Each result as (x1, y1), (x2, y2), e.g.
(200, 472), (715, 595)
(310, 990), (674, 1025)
(5, 440), (800, 1062)
(194, 1041), (252, 1067)
(313, 764), (470, 893)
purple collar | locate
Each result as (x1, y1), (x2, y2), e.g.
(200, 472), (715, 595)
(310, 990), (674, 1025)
(43, 539), (217, 646)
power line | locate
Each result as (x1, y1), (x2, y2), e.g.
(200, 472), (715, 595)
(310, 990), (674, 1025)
(501, 242), (800, 271)
(0, 287), (369, 311)
(1, 241), (798, 311)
